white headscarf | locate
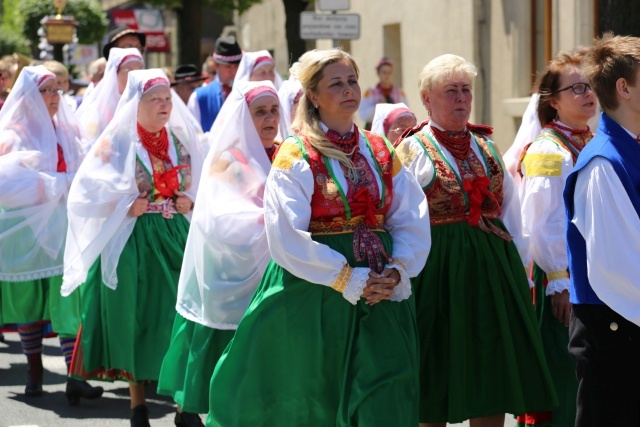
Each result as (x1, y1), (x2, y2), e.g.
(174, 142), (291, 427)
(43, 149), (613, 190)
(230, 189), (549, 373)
(75, 48), (144, 151)
(62, 69), (204, 296)
(0, 65), (84, 282)
(233, 50), (283, 89)
(371, 102), (415, 138)
(277, 77), (302, 140)
(503, 94), (541, 191)
(176, 80), (278, 329)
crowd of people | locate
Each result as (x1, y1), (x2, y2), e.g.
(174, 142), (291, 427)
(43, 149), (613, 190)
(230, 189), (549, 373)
(0, 22), (639, 427)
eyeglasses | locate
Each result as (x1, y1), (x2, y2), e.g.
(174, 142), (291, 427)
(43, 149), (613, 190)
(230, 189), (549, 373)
(39, 88), (63, 96)
(553, 82), (591, 95)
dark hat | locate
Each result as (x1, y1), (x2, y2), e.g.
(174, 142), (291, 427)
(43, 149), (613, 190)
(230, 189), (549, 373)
(170, 64), (205, 86)
(212, 36), (243, 64)
(103, 25), (146, 60)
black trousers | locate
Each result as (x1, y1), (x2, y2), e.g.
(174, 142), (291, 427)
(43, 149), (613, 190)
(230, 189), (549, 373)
(569, 304), (640, 426)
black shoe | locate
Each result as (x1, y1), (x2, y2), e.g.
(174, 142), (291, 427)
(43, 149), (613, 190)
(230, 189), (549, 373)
(0, 331), (5, 342)
(175, 410), (205, 427)
(130, 404), (150, 427)
(65, 378), (104, 405)
(25, 353), (43, 397)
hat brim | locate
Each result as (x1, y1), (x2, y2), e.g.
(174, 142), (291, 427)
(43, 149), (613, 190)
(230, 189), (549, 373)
(170, 76), (206, 87)
(103, 31), (146, 59)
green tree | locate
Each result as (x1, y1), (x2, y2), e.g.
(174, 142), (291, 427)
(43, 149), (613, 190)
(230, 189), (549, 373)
(0, 26), (31, 57)
(20, 0), (107, 61)
(138, 0), (263, 66)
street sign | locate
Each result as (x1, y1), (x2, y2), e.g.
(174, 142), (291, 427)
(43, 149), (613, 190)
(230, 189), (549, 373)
(317, 0), (350, 11)
(300, 12), (360, 40)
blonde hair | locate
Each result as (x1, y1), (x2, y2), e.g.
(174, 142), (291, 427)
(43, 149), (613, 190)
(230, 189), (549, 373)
(418, 54), (477, 93)
(291, 48), (360, 176)
(43, 60), (69, 78)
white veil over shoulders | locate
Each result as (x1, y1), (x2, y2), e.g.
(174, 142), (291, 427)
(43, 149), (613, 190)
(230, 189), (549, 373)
(277, 77), (302, 140)
(62, 68), (204, 296)
(176, 80), (277, 329)
(0, 65), (84, 281)
(75, 48), (144, 150)
(503, 94), (541, 190)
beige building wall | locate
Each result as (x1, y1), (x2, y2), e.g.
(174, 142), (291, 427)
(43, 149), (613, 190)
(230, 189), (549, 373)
(236, 0), (596, 151)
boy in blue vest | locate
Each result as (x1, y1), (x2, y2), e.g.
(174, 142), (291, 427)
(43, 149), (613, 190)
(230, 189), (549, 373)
(187, 36), (242, 131)
(564, 32), (640, 427)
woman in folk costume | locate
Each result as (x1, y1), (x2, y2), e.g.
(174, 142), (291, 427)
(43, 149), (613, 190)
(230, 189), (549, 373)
(207, 48), (431, 427)
(371, 102), (417, 144)
(233, 50), (283, 89)
(75, 47), (143, 151)
(157, 80), (281, 427)
(359, 57), (409, 129)
(394, 54), (557, 427)
(62, 69), (204, 427)
(277, 75), (302, 139)
(516, 51), (596, 427)
(0, 65), (103, 402)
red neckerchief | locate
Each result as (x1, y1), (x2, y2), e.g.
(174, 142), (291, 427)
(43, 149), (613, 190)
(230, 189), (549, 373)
(430, 123), (493, 161)
(137, 123), (171, 163)
(547, 121), (591, 151)
(325, 124), (359, 156)
(57, 144), (67, 173)
(222, 84), (232, 101)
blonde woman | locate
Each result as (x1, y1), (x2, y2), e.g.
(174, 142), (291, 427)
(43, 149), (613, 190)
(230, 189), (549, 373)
(207, 48), (431, 426)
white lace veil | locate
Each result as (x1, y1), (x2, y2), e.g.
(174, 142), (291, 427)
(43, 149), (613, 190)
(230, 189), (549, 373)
(75, 48), (144, 150)
(62, 68), (204, 296)
(371, 102), (414, 137)
(277, 77), (302, 140)
(503, 94), (542, 190)
(176, 80), (278, 329)
(233, 50), (283, 89)
(0, 65), (84, 281)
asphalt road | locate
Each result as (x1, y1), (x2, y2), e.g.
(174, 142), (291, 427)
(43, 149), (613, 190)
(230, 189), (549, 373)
(0, 332), (516, 427)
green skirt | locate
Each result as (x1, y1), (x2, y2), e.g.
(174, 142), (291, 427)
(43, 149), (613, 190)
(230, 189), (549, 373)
(157, 314), (234, 413)
(73, 213), (189, 382)
(207, 232), (419, 427)
(516, 265), (577, 427)
(414, 220), (558, 423)
(0, 275), (81, 337)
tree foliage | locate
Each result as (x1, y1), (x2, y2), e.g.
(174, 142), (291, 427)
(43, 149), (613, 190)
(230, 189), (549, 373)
(0, 26), (31, 57)
(20, 0), (108, 48)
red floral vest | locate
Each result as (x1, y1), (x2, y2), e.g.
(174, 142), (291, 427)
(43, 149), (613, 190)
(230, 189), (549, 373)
(290, 130), (394, 235)
(413, 129), (505, 226)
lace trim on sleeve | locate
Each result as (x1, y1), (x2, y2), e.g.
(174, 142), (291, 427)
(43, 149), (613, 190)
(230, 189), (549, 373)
(546, 278), (571, 296)
(388, 261), (411, 302)
(340, 267), (370, 305)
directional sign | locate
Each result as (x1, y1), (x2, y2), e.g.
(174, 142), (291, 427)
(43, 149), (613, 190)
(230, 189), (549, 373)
(317, 0), (350, 11)
(300, 12), (360, 40)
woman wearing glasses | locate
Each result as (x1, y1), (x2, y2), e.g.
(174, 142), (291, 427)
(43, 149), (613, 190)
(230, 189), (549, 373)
(0, 66), (103, 402)
(517, 50), (596, 427)
(371, 102), (417, 144)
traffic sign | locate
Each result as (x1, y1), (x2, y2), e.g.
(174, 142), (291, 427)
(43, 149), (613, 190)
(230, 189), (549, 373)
(300, 12), (360, 40)
(317, 0), (350, 11)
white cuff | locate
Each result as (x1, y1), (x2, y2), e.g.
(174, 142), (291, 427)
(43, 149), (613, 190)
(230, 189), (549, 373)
(387, 263), (411, 302)
(342, 267), (370, 305)
(545, 278), (571, 296)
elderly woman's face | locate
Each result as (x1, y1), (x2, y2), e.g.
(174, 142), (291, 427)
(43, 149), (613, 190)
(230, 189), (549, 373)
(39, 79), (60, 119)
(424, 75), (472, 131)
(250, 63), (276, 83)
(137, 85), (172, 131)
(117, 60), (143, 95)
(308, 60), (360, 121)
(386, 114), (417, 143)
(249, 94), (280, 148)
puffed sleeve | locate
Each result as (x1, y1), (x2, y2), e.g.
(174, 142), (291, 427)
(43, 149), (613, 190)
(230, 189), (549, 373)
(572, 157), (640, 326)
(520, 139), (573, 295)
(383, 152), (431, 301)
(394, 136), (436, 188)
(265, 139), (371, 305)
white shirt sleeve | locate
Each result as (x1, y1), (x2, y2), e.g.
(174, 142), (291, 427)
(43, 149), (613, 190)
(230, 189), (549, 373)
(572, 157), (640, 326)
(187, 91), (201, 124)
(499, 155), (530, 266)
(395, 136), (436, 188)
(521, 140), (573, 294)
(358, 88), (377, 123)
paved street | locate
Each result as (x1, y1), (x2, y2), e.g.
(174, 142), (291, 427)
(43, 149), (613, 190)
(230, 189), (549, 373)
(0, 332), (516, 427)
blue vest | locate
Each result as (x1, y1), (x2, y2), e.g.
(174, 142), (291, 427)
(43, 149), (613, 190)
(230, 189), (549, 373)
(564, 113), (640, 304)
(195, 78), (224, 131)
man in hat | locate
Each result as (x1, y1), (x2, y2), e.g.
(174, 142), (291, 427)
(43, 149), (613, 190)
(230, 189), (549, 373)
(103, 25), (146, 60)
(188, 35), (242, 131)
(171, 64), (206, 105)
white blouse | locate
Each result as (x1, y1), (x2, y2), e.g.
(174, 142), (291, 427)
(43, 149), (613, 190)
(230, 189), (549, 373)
(264, 132), (431, 305)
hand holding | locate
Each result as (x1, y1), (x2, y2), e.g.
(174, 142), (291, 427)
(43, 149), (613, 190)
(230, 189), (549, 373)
(128, 191), (148, 217)
(174, 190), (193, 214)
